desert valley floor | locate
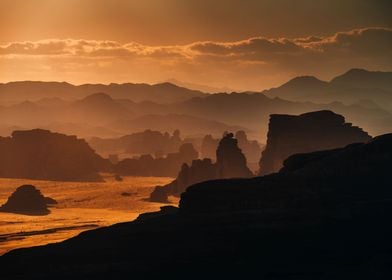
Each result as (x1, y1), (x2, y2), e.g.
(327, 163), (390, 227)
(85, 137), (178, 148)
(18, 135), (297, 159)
(0, 175), (175, 255)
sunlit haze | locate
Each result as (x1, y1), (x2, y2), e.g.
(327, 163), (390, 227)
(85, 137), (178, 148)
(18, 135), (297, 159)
(1, 0), (391, 90)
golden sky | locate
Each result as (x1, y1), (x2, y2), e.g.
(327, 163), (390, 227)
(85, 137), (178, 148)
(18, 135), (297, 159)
(1, 0), (391, 90)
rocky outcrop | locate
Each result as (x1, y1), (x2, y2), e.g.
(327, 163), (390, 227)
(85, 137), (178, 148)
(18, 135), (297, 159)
(180, 133), (392, 217)
(115, 143), (198, 177)
(150, 159), (216, 202)
(200, 131), (262, 168)
(149, 133), (253, 202)
(216, 133), (253, 178)
(3, 133), (392, 279)
(0, 185), (57, 215)
(258, 110), (372, 175)
(0, 129), (109, 181)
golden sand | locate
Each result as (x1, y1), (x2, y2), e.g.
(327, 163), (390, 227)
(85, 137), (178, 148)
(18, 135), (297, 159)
(0, 175), (176, 255)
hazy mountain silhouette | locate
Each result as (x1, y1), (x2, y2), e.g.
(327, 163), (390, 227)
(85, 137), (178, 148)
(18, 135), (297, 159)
(89, 129), (184, 158)
(1, 69), (391, 141)
(174, 92), (392, 139)
(110, 113), (248, 138)
(265, 68), (392, 111)
(0, 81), (205, 105)
(2, 133), (391, 279)
(164, 78), (236, 93)
(331, 68), (392, 92)
(67, 92), (134, 123)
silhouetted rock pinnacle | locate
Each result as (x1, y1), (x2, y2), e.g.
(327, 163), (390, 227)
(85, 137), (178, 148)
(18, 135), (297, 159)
(149, 133), (253, 202)
(216, 133), (253, 178)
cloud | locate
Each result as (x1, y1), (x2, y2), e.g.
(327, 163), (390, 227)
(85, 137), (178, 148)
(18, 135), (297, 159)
(0, 27), (391, 90)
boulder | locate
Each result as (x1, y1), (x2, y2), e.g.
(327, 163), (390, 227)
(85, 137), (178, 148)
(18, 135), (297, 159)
(0, 185), (57, 215)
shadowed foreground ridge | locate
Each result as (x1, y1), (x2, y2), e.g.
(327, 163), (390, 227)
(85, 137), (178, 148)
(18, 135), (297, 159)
(1, 133), (392, 279)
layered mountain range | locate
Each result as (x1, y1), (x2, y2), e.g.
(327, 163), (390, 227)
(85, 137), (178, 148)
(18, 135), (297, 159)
(1, 69), (391, 141)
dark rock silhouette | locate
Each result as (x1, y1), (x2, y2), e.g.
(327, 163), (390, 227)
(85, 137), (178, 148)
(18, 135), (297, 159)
(200, 131), (262, 168)
(114, 143), (198, 177)
(216, 133), (253, 178)
(0, 129), (109, 181)
(180, 133), (391, 217)
(149, 186), (169, 203)
(150, 159), (216, 202)
(0, 185), (57, 215)
(149, 133), (253, 202)
(259, 110), (372, 175)
(2, 133), (392, 279)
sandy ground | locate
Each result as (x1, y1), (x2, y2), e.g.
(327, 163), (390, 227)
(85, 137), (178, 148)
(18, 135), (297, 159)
(0, 175), (176, 255)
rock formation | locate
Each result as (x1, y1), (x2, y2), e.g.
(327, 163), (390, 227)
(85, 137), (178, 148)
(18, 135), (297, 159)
(89, 129), (184, 158)
(149, 133), (253, 202)
(258, 110), (372, 175)
(0, 129), (109, 181)
(3, 133), (392, 279)
(150, 158), (216, 202)
(181, 133), (392, 217)
(200, 132), (262, 168)
(0, 185), (57, 215)
(216, 133), (253, 178)
(115, 143), (198, 177)
(235, 131), (263, 163)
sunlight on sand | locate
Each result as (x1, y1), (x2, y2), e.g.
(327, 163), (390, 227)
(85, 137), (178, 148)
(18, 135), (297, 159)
(0, 175), (176, 255)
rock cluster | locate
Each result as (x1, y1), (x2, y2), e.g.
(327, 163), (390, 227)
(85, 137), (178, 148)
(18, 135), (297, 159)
(180, 133), (392, 217)
(259, 110), (372, 175)
(115, 143), (198, 177)
(3, 133), (392, 279)
(0, 129), (109, 181)
(0, 185), (57, 215)
(150, 133), (253, 202)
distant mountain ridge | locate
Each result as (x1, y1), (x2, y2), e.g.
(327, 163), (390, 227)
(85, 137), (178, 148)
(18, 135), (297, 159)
(264, 68), (392, 111)
(331, 68), (392, 91)
(0, 68), (391, 141)
(0, 81), (205, 105)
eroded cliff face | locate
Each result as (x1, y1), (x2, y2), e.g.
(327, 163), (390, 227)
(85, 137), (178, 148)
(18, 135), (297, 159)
(0, 129), (109, 181)
(258, 110), (372, 175)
